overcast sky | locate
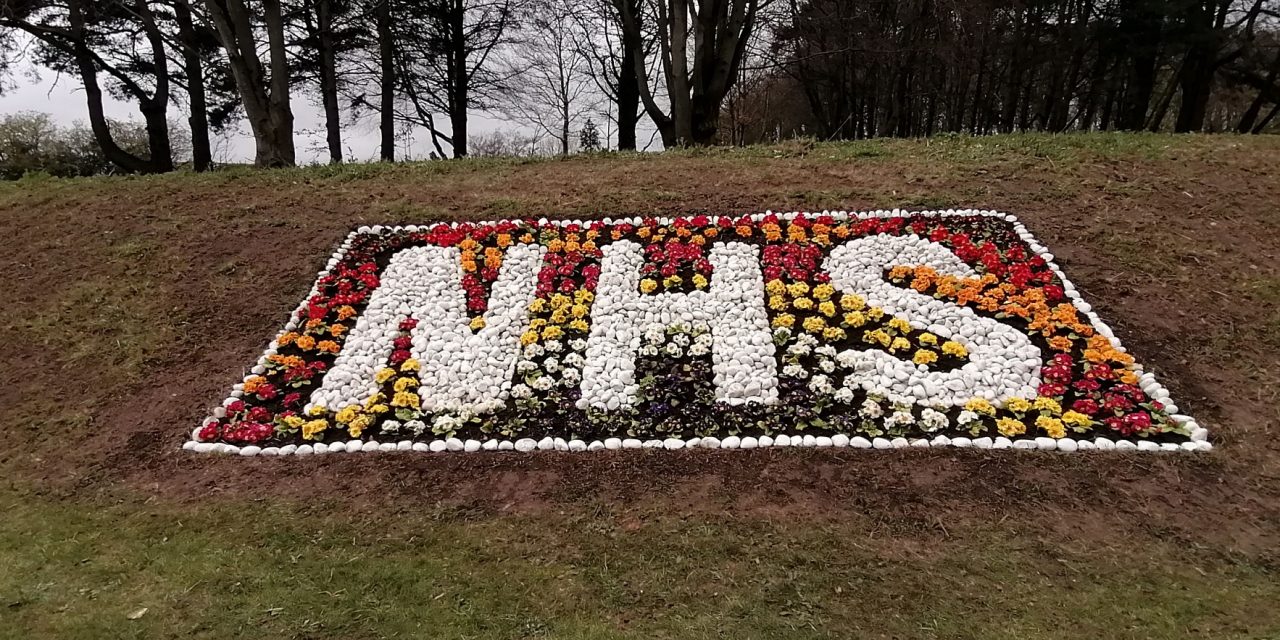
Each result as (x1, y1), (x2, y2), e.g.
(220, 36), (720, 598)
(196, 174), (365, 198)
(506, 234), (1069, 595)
(0, 55), (655, 164)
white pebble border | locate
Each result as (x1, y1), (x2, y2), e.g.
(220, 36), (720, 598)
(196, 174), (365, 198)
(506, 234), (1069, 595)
(187, 209), (1209, 457)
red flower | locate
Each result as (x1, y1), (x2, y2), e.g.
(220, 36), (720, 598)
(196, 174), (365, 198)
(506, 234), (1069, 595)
(1071, 398), (1100, 415)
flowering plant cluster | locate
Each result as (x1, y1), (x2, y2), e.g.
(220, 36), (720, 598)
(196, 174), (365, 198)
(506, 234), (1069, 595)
(191, 210), (1208, 456)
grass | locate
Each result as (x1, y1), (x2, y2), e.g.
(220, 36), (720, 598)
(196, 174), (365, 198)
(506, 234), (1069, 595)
(3, 489), (1277, 640)
(3, 133), (1279, 639)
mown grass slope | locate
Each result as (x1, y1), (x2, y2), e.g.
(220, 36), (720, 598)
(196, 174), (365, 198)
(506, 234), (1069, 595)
(2, 133), (1279, 639)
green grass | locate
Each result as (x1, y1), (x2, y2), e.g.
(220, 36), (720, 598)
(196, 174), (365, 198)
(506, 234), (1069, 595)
(2, 489), (1276, 640)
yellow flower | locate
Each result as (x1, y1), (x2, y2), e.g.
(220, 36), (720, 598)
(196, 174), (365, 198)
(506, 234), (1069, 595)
(765, 279), (787, 296)
(367, 404), (390, 415)
(888, 317), (912, 333)
(890, 337), (911, 352)
(574, 289), (594, 304)
(469, 316), (486, 331)
(302, 419), (328, 440)
(570, 304), (589, 318)
(528, 298), (547, 313)
(529, 318), (548, 331)
(793, 297), (814, 310)
(786, 282), (809, 297)
(772, 313), (795, 328)
(919, 333), (938, 346)
(768, 295), (789, 311)
(1033, 396), (1062, 414)
(542, 325), (564, 340)
(520, 330), (539, 346)
(692, 274), (709, 289)
(913, 349), (938, 365)
(568, 319), (590, 333)
(822, 327), (846, 341)
(802, 316), (826, 333)
(639, 278), (658, 294)
(282, 415), (305, 429)
(818, 300), (837, 317)
(550, 309), (569, 324)
(1036, 416), (1066, 439)
(997, 417), (1026, 437)
(335, 406), (360, 425)
(965, 398), (996, 415)
(1062, 411), (1092, 429)
(843, 311), (867, 327)
(839, 294), (866, 311)
(307, 404), (328, 417)
(867, 307), (885, 321)
(942, 341), (969, 358)
(347, 414), (372, 438)
(812, 284), (834, 301)
(1006, 397), (1032, 414)
(864, 329), (891, 347)
(399, 358), (420, 373)
(393, 377), (418, 392)
(663, 275), (683, 288)
(363, 392), (386, 409)
(549, 293), (570, 309)
(391, 390), (420, 409)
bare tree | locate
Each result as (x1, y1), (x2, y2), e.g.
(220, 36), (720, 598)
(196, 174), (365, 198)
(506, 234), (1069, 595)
(498, 0), (596, 154)
(615, 0), (768, 146)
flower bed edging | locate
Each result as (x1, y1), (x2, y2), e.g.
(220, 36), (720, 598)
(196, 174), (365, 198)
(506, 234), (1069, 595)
(188, 209), (1210, 456)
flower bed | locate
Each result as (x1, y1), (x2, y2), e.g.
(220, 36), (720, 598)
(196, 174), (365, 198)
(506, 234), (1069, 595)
(189, 210), (1209, 456)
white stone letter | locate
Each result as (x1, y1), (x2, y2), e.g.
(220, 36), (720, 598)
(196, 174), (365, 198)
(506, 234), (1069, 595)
(823, 234), (1041, 406)
(310, 243), (546, 412)
(579, 240), (777, 410)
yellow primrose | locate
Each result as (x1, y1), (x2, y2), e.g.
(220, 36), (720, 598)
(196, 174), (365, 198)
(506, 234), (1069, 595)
(367, 403), (390, 415)
(997, 417), (1026, 437)
(913, 349), (938, 365)
(818, 300), (837, 317)
(663, 275), (683, 288)
(964, 398), (995, 415)
(302, 419), (328, 440)
(282, 415), (305, 429)
(765, 279), (787, 296)
(529, 318), (548, 330)
(550, 293), (571, 309)
(375, 367), (397, 384)
(843, 311), (867, 327)
(393, 377), (419, 392)
(569, 319), (590, 333)
(391, 390), (420, 409)
(890, 337), (911, 352)
(550, 308), (569, 324)
(399, 358), (420, 373)
(1006, 397), (1032, 413)
(786, 282), (810, 297)
(864, 329), (891, 347)
(769, 295), (789, 311)
(772, 313), (796, 328)
(692, 274), (709, 289)
(867, 307), (885, 321)
(469, 316), (486, 331)
(942, 341), (969, 358)
(570, 304), (589, 318)
(1036, 416), (1067, 439)
(520, 330), (539, 346)
(348, 414), (373, 438)
(335, 405), (360, 425)
(822, 327), (846, 341)
(528, 298), (547, 313)
(1061, 411), (1093, 428)
(542, 325), (564, 340)
(639, 279), (658, 294)
(802, 316), (826, 333)
(919, 333), (938, 346)
(793, 297), (814, 310)
(307, 404), (328, 417)
(574, 289), (594, 303)
(812, 283), (835, 301)
(888, 317), (912, 333)
(839, 294), (866, 311)
(1033, 396), (1062, 414)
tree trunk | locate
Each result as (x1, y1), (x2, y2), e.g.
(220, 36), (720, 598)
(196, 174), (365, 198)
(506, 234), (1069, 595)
(317, 0), (343, 163)
(67, 0), (167, 173)
(174, 0), (212, 170)
(450, 0), (468, 158)
(377, 0), (395, 161)
(204, 0), (294, 167)
(615, 1), (640, 151)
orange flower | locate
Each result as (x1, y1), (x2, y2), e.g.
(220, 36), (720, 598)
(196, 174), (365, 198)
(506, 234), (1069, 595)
(295, 335), (317, 350)
(1048, 335), (1074, 351)
(317, 340), (340, 354)
(336, 305), (357, 320)
(496, 233), (513, 248)
(277, 332), (299, 347)
(243, 376), (266, 393)
(329, 324), (347, 337)
(484, 247), (503, 269)
(735, 225), (753, 237)
(703, 227), (718, 238)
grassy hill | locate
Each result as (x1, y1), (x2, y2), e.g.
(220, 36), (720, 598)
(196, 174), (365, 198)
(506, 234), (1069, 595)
(3, 133), (1279, 639)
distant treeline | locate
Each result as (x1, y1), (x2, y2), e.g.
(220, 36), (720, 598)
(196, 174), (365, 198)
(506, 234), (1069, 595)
(726, 0), (1279, 144)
